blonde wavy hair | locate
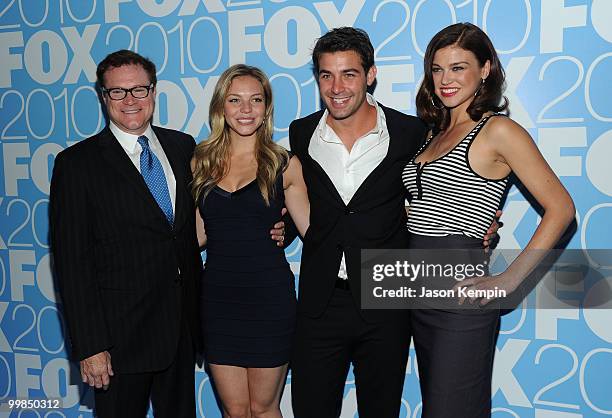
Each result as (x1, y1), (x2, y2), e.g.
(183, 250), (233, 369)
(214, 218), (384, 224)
(191, 64), (289, 205)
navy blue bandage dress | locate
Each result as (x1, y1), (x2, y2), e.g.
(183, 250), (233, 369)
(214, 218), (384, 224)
(198, 174), (296, 367)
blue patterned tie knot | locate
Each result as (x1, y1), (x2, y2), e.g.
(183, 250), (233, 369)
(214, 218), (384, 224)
(137, 135), (174, 225)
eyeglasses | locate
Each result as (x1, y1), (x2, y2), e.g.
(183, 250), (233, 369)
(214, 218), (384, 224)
(102, 84), (155, 101)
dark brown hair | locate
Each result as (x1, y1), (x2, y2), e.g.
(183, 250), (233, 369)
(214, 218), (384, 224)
(416, 23), (508, 131)
(312, 27), (374, 75)
(96, 49), (157, 88)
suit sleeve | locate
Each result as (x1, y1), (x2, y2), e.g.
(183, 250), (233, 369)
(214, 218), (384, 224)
(404, 117), (429, 201)
(181, 132), (197, 158)
(281, 210), (299, 246)
(415, 118), (428, 148)
(288, 120), (300, 158)
(50, 151), (111, 361)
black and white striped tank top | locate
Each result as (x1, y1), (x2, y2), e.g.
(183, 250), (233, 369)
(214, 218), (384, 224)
(402, 114), (509, 238)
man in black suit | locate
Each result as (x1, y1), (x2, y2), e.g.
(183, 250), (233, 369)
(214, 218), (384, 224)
(289, 27), (427, 418)
(289, 28), (500, 417)
(50, 50), (202, 417)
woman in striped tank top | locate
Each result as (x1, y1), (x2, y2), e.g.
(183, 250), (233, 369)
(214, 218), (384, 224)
(403, 23), (575, 418)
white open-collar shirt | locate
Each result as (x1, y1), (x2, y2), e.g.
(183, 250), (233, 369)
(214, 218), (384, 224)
(308, 94), (390, 279)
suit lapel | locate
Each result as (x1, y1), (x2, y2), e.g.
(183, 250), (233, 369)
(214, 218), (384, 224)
(97, 126), (173, 229)
(154, 126), (188, 230)
(299, 105), (412, 208)
(307, 157), (345, 206)
(299, 114), (347, 207)
(348, 105), (404, 207)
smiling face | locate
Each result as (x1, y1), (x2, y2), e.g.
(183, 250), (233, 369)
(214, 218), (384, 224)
(432, 45), (490, 111)
(102, 64), (155, 136)
(317, 50), (376, 123)
(223, 75), (266, 141)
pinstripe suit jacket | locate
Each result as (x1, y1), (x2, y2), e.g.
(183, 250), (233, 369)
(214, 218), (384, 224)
(50, 125), (202, 373)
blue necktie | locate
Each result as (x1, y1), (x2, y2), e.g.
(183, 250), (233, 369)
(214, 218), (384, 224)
(137, 135), (174, 225)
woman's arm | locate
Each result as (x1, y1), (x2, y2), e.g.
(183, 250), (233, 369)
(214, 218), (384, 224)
(195, 207), (207, 249)
(191, 157), (207, 248)
(282, 155), (310, 237)
(494, 117), (575, 250)
(458, 117), (575, 303)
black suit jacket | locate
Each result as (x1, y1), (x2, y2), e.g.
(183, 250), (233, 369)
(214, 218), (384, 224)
(50, 125), (202, 373)
(289, 104), (427, 320)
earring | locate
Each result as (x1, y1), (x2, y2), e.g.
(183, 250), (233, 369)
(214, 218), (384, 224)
(431, 96), (444, 110)
(474, 78), (485, 97)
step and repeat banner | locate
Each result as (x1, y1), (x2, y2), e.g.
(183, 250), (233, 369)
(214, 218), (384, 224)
(1, 0), (611, 417)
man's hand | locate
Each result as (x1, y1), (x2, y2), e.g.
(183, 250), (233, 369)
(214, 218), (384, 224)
(483, 210), (503, 249)
(270, 208), (287, 247)
(80, 351), (113, 390)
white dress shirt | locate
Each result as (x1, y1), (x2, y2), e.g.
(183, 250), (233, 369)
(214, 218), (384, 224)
(308, 94), (390, 279)
(110, 122), (177, 211)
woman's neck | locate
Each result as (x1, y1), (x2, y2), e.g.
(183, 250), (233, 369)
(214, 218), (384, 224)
(446, 101), (474, 131)
(229, 134), (256, 156)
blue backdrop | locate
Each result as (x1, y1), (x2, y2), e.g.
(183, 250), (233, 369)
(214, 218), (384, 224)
(1, 0), (611, 416)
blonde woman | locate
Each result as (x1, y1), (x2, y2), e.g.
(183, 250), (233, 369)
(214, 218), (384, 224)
(192, 64), (309, 418)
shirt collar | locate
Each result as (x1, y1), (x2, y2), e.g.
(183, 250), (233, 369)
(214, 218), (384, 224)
(109, 122), (155, 154)
(316, 93), (385, 144)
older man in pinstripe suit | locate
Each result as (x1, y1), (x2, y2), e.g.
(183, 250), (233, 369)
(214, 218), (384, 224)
(50, 50), (202, 417)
